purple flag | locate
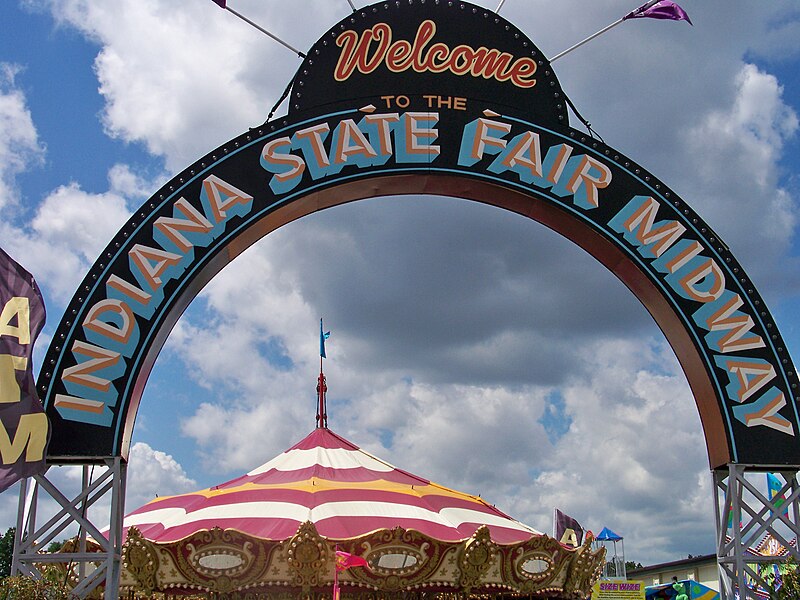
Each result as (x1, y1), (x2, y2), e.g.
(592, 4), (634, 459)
(623, 1), (692, 25)
(554, 508), (584, 548)
(211, 0), (227, 7)
(0, 247), (49, 493)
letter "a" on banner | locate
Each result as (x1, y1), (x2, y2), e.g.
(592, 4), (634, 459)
(0, 247), (49, 492)
(559, 528), (580, 548)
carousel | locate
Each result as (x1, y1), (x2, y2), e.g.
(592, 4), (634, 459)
(59, 364), (604, 599)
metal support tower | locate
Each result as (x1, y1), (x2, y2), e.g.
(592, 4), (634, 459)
(714, 465), (800, 598)
(12, 458), (127, 600)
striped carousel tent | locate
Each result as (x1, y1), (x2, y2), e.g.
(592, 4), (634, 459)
(103, 371), (605, 598)
(122, 427), (541, 546)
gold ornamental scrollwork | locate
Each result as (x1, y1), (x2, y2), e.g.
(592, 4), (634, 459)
(457, 525), (497, 593)
(564, 536), (606, 595)
(122, 527), (160, 596)
(285, 521), (332, 592)
(501, 534), (566, 593)
(169, 526), (277, 593)
(112, 524), (603, 598)
(344, 526), (446, 592)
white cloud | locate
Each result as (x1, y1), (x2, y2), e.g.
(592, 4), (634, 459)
(500, 338), (713, 564)
(125, 442), (197, 509)
(0, 62), (45, 212)
(170, 245), (323, 472)
(355, 381), (553, 494)
(39, 0), (339, 171)
(6, 180), (131, 303)
(106, 163), (160, 201)
(682, 63), (799, 289)
(1, 159), (163, 305)
(0, 442), (194, 543)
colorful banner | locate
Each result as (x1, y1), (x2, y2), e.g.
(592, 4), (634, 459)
(767, 472), (788, 516)
(0, 247), (49, 492)
(335, 550), (370, 571)
(592, 580), (645, 600)
(554, 508), (584, 547)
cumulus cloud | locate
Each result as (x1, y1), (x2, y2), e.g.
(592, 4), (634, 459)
(361, 382), (553, 493)
(38, 0), (343, 171)
(6, 175), (132, 302)
(125, 442), (197, 509)
(170, 245), (323, 471)
(0, 443), (194, 542)
(0, 62), (45, 212)
(683, 63), (799, 287)
(494, 338), (713, 563)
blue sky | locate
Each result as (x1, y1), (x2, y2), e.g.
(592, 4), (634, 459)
(1, 0), (800, 567)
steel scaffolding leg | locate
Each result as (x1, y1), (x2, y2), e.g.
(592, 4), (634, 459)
(715, 464), (800, 599)
(12, 458), (127, 600)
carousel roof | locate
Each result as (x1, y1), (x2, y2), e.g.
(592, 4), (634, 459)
(82, 371), (605, 598)
(123, 426), (541, 545)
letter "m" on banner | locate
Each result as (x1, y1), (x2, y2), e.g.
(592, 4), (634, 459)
(0, 247), (49, 492)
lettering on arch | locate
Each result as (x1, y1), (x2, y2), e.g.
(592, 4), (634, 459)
(36, 0), (799, 469)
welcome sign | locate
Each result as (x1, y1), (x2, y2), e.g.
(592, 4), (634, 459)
(37, 1), (799, 470)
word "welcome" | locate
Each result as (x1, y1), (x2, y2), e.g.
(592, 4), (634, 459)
(335, 20), (537, 88)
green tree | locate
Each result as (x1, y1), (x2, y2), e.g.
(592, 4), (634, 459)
(0, 575), (73, 599)
(0, 528), (15, 579)
(764, 557), (800, 599)
(625, 560), (643, 571)
(44, 542), (62, 554)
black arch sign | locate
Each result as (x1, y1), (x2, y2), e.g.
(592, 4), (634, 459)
(37, 1), (799, 469)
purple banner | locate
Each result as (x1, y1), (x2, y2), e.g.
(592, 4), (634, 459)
(0, 247), (49, 493)
(555, 508), (584, 548)
(623, 1), (692, 24)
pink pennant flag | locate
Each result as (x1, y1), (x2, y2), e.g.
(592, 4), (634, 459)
(335, 550), (369, 571)
(623, 1), (692, 25)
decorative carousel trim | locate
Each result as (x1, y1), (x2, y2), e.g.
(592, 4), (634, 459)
(122, 527), (160, 595)
(285, 521), (333, 592)
(457, 525), (496, 592)
(158, 526), (276, 593)
(111, 521), (605, 598)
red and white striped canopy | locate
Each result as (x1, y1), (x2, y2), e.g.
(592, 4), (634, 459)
(123, 428), (540, 545)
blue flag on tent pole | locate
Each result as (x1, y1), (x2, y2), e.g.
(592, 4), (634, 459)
(320, 319), (331, 358)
